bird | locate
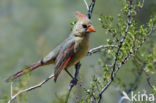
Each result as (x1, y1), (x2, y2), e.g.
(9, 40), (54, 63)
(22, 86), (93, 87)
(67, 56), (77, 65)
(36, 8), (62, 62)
(6, 11), (95, 82)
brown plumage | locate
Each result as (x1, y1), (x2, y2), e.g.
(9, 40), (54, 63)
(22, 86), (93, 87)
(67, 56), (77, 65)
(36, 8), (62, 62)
(6, 11), (95, 82)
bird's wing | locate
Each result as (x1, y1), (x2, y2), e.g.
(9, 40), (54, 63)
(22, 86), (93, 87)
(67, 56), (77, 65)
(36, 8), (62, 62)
(42, 44), (61, 65)
(54, 38), (76, 82)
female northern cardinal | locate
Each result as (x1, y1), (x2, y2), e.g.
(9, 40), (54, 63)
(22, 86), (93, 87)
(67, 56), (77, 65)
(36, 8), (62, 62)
(6, 11), (95, 82)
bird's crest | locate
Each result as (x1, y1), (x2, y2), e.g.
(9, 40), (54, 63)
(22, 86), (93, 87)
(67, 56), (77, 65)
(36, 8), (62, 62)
(76, 11), (86, 19)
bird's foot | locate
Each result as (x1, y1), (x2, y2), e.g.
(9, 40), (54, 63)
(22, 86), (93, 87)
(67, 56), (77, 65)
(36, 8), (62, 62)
(71, 78), (78, 85)
(68, 78), (78, 90)
(68, 62), (81, 91)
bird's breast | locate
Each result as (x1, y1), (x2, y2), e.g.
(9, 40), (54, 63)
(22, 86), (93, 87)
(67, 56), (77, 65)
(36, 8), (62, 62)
(68, 36), (89, 67)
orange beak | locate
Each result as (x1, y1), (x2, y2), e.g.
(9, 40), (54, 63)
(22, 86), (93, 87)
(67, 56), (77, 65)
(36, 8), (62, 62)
(86, 25), (95, 33)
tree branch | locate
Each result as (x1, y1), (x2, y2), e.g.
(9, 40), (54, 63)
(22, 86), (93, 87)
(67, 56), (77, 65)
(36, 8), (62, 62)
(97, 0), (133, 102)
(88, 0), (96, 19)
(87, 45), (117, 56)
(97, 21), (156, 103)
(8, 0), (97, 102)
(111, 0), (132, 80)
(65, 0), (96, 102)
(65, 62), (81, 103)
(83, 0), (89, 10)
(143, 67), (153, 88)
(8, 74), (54, 103)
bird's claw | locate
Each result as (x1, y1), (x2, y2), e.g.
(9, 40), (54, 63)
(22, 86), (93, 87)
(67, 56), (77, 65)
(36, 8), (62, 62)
(68, 62), (81, 91)
(70, 78), (78, 85)
(68, 78), (78, 91)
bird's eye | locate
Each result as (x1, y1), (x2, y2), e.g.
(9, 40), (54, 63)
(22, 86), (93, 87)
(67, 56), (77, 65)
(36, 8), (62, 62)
(82, 24), (88, 28)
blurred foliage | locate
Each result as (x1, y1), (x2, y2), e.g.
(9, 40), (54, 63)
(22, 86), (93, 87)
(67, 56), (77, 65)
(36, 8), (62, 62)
(0, 0), (156, 103)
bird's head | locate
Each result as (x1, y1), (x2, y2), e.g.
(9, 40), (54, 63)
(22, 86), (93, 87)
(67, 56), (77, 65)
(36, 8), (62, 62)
(72, 11), (95, 37)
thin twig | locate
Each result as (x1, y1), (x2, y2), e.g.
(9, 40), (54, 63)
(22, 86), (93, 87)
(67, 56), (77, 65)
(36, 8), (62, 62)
(83, 0), (89, 10)
(143, 68), (153, 88)
(111, 0), (132, 80)
(8, 74), (54, 103)
(10, 82), (13, 98)
(117, 25), (155, 103)
(65, 0), (96, 102)
(97, 23), (155, 103)
(98, 50), (134, 103)
(97, 0), (133, 102)
(68, 62), (81, 91)
(87, 45), (117, 56)
(88, 0), (96, 19)
(65, 62), (81, 103)
(8, 0), (97, 103)
(133, 54), (154, 89)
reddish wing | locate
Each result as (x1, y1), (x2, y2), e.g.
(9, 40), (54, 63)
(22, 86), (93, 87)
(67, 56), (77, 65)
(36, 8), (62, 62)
(54, 41), (75, 82)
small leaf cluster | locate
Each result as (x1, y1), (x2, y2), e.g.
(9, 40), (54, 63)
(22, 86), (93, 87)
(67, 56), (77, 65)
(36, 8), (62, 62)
(81, 0), (156, 102)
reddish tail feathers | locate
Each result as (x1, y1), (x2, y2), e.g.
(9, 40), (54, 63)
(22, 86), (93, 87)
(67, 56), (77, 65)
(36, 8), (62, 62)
(6, 61), (42, 82)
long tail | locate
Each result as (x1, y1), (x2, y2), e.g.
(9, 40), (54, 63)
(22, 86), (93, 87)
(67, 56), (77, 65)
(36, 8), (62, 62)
(6, 61), (42, 82)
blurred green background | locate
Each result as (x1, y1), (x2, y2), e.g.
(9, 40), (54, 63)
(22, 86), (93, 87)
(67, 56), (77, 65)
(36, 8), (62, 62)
(0, 0), (156, 103)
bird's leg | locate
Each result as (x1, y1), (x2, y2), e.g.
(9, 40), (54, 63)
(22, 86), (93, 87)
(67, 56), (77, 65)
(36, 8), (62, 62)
(68, 62), (81, 91)
(65, 69), (74, 79)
